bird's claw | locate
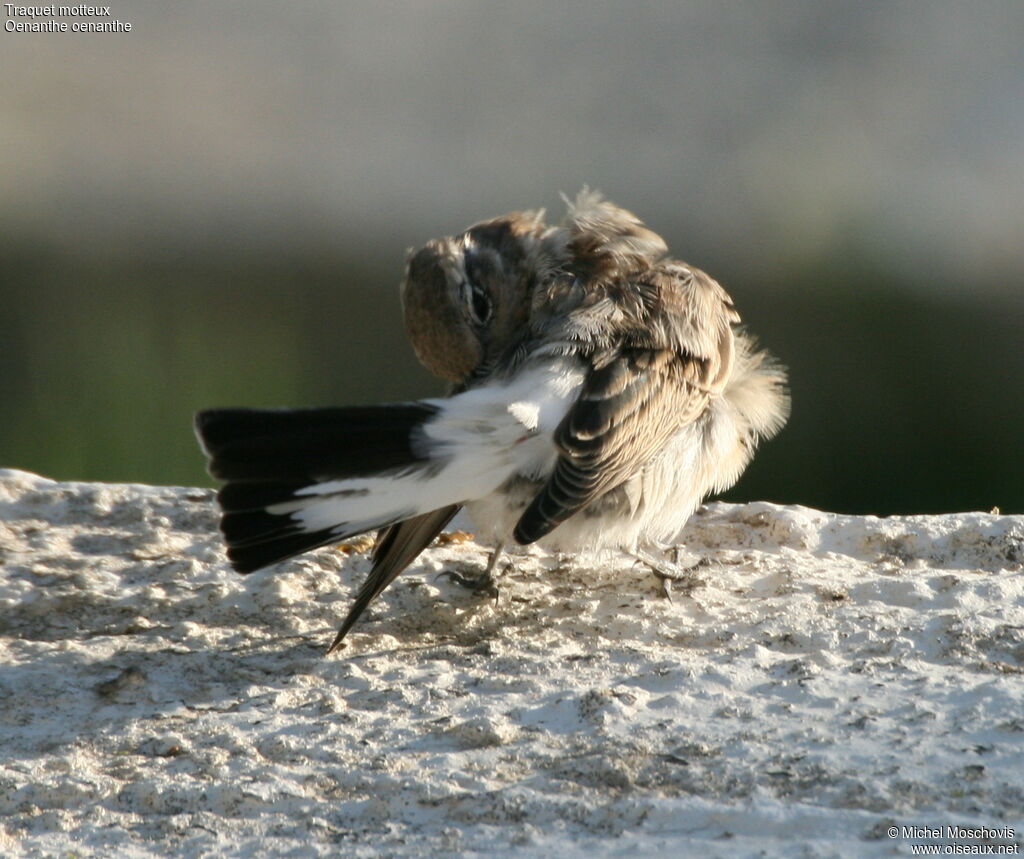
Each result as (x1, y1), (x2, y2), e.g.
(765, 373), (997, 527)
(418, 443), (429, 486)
(633, 552), (711, 601)
(435, 569), (500, 601)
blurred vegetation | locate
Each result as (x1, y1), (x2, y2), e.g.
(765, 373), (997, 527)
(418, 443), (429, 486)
(1, 242), (1020, 515)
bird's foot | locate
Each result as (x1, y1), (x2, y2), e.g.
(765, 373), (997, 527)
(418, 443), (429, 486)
(632, 550), (711, 601)
(435, 568), (500, 600)
(435, 544), (505, 602)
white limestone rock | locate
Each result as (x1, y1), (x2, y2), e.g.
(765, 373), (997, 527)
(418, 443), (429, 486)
(1, 469), (1022, 856)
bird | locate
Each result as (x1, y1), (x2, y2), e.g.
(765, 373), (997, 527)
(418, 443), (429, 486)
(195, 190), (789, 652)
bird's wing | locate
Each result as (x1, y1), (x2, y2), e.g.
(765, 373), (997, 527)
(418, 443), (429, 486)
(327, 505), (461, 653)
(514, 265), (737, 545)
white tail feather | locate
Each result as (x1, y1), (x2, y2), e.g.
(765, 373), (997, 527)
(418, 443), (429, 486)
(268, 358), (585, 537)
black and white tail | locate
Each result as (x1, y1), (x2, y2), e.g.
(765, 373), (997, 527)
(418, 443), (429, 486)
(195, 361), (581, 647)
(195, 404), (446, 572)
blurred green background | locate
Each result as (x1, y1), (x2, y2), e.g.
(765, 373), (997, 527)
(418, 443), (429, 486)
(1, 2), (1021, 515)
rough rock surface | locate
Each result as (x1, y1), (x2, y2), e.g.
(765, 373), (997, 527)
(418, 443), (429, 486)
(1, 468), (1023, 857)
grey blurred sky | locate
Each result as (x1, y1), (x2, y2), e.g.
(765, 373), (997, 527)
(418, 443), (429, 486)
(2, 0), (1022, 289)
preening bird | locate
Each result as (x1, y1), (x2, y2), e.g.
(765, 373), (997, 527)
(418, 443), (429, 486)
(195, 191), (789, 652)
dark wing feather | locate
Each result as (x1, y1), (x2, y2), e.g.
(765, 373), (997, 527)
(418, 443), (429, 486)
(513, 348), (710, 544)
(515, 243), (738, 546)
(327, 505), (461, 653)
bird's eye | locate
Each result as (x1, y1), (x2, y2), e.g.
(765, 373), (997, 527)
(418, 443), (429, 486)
(462, 282), (492, 326)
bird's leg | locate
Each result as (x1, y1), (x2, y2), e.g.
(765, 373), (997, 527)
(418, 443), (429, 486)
(436, 542), (505, 601)
(632, 548), (710, 601)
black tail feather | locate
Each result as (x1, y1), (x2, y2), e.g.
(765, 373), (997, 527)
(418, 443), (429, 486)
(226, 526), (341, 574)
(220, 509), (304, 548)
(194, 405), (440, 574)
(217, 481), (309, 513)
(195, 404), (439, 482)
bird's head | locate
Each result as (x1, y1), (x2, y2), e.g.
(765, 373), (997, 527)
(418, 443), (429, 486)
(401, 211), (550, 384)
